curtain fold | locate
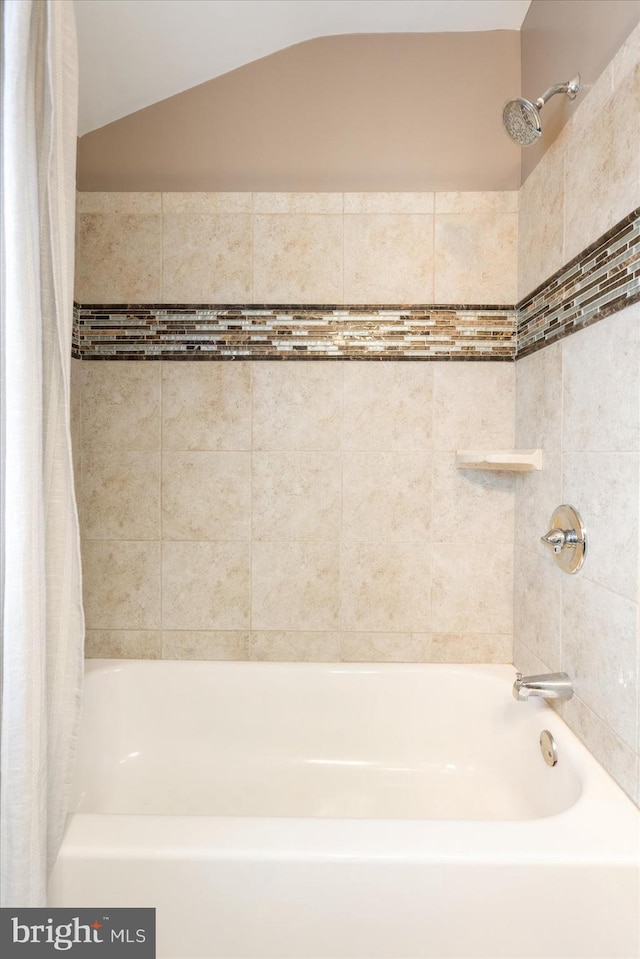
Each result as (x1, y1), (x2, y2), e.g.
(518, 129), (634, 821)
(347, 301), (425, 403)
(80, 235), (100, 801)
(0, 0), (84, 906)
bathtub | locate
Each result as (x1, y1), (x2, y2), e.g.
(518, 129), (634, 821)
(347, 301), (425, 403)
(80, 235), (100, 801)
(49, 660), (640, 959)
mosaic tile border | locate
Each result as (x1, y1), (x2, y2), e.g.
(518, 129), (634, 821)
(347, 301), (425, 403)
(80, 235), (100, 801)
(72, 305), (516, 361)
(71, 205), (640, 361)
(517, 205), (640, 358)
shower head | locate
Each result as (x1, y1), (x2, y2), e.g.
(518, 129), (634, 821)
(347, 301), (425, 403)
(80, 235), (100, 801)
(502, 97), (543, 146)
(502, 75), (580, 147)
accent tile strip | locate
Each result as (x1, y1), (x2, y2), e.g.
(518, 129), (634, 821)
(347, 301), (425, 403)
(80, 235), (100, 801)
(72, 306), (516, 361)
(71, 205), (640, 361)
(517, 206), (640, 358)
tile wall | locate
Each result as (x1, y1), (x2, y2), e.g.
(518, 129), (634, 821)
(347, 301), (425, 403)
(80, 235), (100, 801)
(514, 23), (640, 803)
(72, 189), (518, 666)
(72, 357), (515, 664)
(71, 21), (640, 805)
(74, 191), (518, 306)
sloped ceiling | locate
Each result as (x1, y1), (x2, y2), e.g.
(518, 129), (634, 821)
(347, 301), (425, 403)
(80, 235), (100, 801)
(74, 0), (532, 134)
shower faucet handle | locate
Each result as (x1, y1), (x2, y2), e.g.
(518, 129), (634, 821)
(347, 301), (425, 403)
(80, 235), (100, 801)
(540, 505), (587, 574)
(541, 527), (577, 554)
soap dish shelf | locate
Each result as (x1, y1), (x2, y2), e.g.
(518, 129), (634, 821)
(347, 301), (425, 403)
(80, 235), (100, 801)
(456, 449), (543, 472)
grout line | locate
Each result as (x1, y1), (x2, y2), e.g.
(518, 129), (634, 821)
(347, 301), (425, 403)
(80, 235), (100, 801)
(160, 192), (164, 302)
(338, 362), (345, 658)
(249, 360), (254, 641)
(429, 368), (436, 635)
(159, 361), (164, 658)
(558, 334), (565, 677)
(341, 192), (345, 308)
(432, 203), (437, 303)
(250, 192), (255, 306)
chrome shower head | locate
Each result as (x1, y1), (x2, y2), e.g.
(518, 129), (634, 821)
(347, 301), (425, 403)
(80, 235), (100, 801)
(502, 97), (542, 146)
(502, 75), (581, 147)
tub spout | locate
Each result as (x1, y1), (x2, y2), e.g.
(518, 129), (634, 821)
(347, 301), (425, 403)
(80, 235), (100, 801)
(512, 671), (574, 701)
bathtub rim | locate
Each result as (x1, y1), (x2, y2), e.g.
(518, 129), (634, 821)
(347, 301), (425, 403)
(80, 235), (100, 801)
(61, 659), (640, 868)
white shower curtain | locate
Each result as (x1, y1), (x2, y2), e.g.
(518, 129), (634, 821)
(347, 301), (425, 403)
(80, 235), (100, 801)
(0, 0), (84, 906)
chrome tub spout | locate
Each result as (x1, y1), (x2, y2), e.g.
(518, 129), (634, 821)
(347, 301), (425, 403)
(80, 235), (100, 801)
(512, 672), (574, 701)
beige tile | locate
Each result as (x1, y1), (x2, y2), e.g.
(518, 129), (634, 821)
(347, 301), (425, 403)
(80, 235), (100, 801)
(252, 451), (341, 541)
(342, 452), (431, 542)
(513, 638), (553, 677)
(562, 693), (639, 803)
(162, 193), (251, 213)
(341, 542), (431, 633)
(253, 193), (342, 214)
(513, 545), (562, 670)
(343, 363), (432, 451)
(514, 344), (563, 548)
(161, 631), (250, 660)
(75, 213), (162, 302)
(435, 192), (518, 214)
(251, 542), (340, 631)
(562, 575), (638, 748)
(162, 362), (251, 451)
(82, 540), (161, 630)
(434, 213), (517, 304)
(340, 633), (432, 662)
(85, 630), (161, 659)
(70, 356), (82, 432)
(433, 362), (515, 451)
(162, 213), (252, 302)
(344, 193), (434, 214)
(432, 452), (514, 544)
(432, 542), (513, 634)
(249, 631), (341, 662)
(563, 452), (639, 601)
(70, 357), (82, 488)
(82, 361), (161, 452)
(564, 64), (640, 261)
(515, 342), (562, 448)
(253, 214), (343, 303)
(611, 21), (640, 88)
(252, 362), (342, 451)
(81, 451), (160, 540)
(76, 192), (161, 214)
(518, 139), (565, 300)
(562, 307), (640, 452)
(162, 541), (251, 630)
(343, 214), (434, 303)
(430, 633), (512, 663)
(576, 62), (615, 118)
(513, 452), (562, 552)
(162, 452), (251, 541)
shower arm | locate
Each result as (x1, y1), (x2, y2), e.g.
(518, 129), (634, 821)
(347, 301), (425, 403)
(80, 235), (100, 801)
(535, 76), (580, 109)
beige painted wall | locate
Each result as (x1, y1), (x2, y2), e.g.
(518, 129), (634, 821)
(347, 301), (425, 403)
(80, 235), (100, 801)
(76, 2), (639, 193)
(521, 0), (640, 181)
(76, 32), (521, 193)
(515, 23), (640, 805)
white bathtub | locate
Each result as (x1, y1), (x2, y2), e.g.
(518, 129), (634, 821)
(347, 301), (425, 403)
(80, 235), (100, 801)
(49, 661), (640, 959)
